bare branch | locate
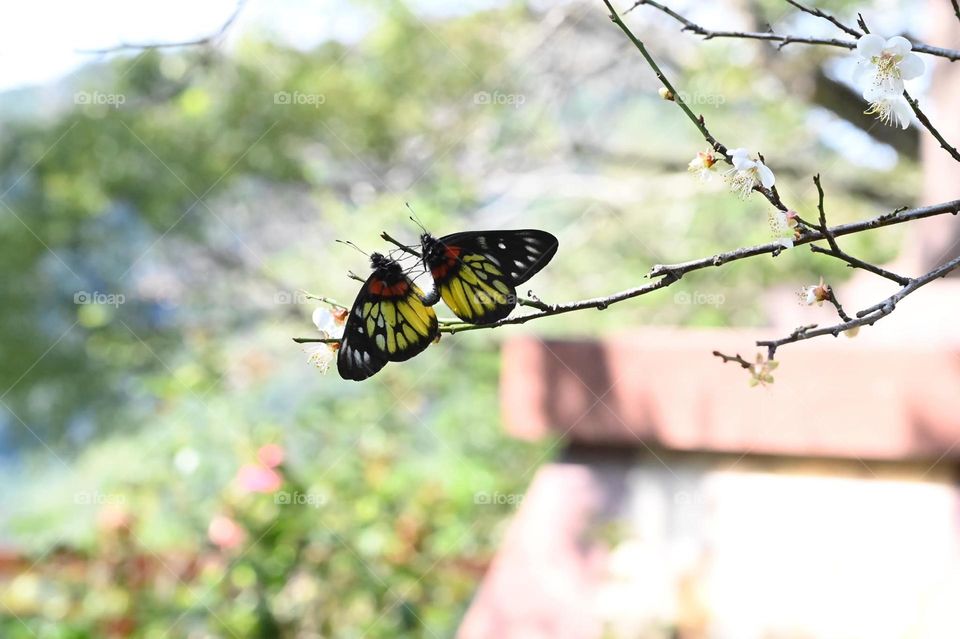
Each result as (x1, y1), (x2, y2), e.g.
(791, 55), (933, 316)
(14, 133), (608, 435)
(381, 231), (421, 258)
(759, 253), (960, 357)
(293, 198), (960, 343)
(903, 90), (960, 163)
(628, 0), (960, 61)
(782, 0), (862, 37)
(712, 351), (754, 369)
(78, 1), (245, 54)
(808, 175), (910, 285)
(823, 286), (853, 322)
(603, 0), (798, 215)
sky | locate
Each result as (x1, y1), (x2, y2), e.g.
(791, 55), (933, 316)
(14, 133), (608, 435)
(0, 0), (508, 92)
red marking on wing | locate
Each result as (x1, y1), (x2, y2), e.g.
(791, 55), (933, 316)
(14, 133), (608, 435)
(431, 264), (450, 279)
(386, 281), (409, 297)
(368, 279), (409, 297)
(444, 245), (462, 261)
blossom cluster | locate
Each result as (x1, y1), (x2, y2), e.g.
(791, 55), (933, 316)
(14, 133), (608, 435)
(854, 34), (924, 129)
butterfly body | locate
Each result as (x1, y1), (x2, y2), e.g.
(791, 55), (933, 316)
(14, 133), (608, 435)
(337, 252), (439, 381)
(420, 230), (558, 324)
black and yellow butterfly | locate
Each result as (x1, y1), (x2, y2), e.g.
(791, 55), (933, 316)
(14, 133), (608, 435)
(420, 229), (558, 324)
(338, 252), (439, 381)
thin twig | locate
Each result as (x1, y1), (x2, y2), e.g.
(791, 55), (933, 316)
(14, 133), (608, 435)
(381, 231), (421, 258)
(783, 0), (862, 37)
(759, 254), (960, 358)
(712, 351), (754, 369)
(603, 0), (796, 213)
(78, 1), (246, 54)
(628, 0), (960, 61)
(300, 292), (347, 310)
(823, 287), (852, 322)
(647, 197), (960, 278)
(808, 245), (909, 285)
(903, 90), (960, 163)
(293, 198), (960, 343)
(808, 175), (910, 285)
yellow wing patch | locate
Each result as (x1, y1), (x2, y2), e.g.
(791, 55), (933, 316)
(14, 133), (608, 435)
(439, 253), (516, 324)
(360, 287), (438, 361)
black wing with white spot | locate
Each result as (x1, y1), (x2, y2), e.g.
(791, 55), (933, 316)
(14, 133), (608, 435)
(337, 271), (439, 381)
(422, 229), (558, 325)
(337, 295), (389, 381)
(438, 229), (558, 285)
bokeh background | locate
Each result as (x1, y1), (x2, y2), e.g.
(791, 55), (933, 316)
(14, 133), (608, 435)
(0, 0), (951, 637)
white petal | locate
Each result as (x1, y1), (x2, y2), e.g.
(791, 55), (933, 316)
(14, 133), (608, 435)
(312, 308), (334, 332)
(756, 163), (775, 188)
(885, 36), (912, 55)
(302, 343), (335, 371)
(898, 53), (925, 80)
(776, 237), (794, 249)
(856, 34), (885, 58)
(892, 96), (913, 129)
(852, 62), (873, 85)
(730, 149), (754, 170)
(862, 84), (895, 101)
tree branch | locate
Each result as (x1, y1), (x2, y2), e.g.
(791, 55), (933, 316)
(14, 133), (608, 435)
(603, 0), (797, 215)
(78, 1), (246, 54)
(293, 198), (960, 343)
(808, 174), (910, 285)
(903, 90), (960, 163)
(759, 253), (960, 358)
(712, 351), (754, 369)
(782, 0), (862, 38)
(628, 0), (960, 61)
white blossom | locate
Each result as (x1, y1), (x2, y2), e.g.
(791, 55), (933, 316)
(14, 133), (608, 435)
(687, 151), (718, 181)
(853, 34), (923, 129)
(302, 342), (336, 373)
(862, 86), (913, 129)
(853, 34), (924, 97)
(798, 277), (829, 307)
(304, 307), (344, 373)
(725, 148), (775, 199)
(768, 209), (798, 249)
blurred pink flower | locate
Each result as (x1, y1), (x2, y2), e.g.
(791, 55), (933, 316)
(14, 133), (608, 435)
(208, 515), (246, 550)
(257, 443), (285, 468)
(236, 463), (283, 494)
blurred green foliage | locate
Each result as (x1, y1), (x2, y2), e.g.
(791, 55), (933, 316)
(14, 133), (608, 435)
(0, 0), (919, 636)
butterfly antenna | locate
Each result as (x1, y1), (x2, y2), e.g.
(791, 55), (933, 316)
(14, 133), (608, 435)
(390, 247), (420, 263)
(405, 202), (428, 234)
(336, 239), (370, 256)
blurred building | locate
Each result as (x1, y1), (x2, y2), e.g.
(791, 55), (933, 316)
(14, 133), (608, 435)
(459, 328), (960, 639)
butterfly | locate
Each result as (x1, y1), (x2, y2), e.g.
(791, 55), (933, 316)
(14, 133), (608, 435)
(419, 229), (558, 324)
(338, 252), (439, 381)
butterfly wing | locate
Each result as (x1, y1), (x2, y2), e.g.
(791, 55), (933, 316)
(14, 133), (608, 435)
(337, 271), (439, 381)
(427, 230), (558, 324)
